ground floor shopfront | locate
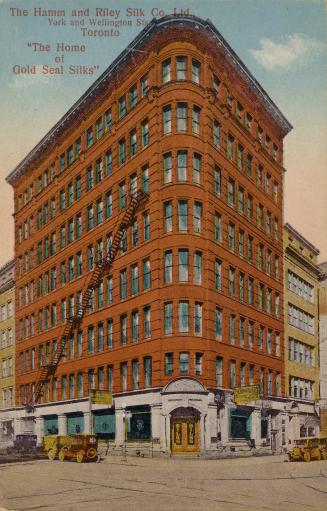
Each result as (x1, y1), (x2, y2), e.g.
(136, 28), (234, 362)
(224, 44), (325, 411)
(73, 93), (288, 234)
(0, 377), (320, 454)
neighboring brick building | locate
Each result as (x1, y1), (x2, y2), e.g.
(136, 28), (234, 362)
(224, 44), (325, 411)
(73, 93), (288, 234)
(0, 260), (15, 441)
(283, 224), (320, 439)
(6, 15), (293, 453)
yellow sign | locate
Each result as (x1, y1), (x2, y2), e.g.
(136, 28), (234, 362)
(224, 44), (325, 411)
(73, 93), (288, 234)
(90, 390), (113, 406)
(320, 407), (327, 436)
(234, 385), (260, 405)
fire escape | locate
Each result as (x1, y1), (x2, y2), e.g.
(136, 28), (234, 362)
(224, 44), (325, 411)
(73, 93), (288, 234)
(27, 189), (149, 409)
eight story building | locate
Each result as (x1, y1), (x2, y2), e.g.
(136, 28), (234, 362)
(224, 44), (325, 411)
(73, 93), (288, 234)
(6, 15), (292, 453)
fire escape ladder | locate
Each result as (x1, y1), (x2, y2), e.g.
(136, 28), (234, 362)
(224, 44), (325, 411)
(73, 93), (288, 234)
(28, 190), (149, 407)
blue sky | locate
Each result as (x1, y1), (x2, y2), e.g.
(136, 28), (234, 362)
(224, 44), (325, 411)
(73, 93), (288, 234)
(0, 0), (326, 265)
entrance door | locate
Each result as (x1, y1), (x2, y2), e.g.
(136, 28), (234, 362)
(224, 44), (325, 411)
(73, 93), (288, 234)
(171, 417), (200, 453)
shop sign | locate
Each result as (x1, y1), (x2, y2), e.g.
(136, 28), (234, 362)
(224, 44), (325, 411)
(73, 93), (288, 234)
(90, 390), (113, 406)
(234, 385), (260, 405)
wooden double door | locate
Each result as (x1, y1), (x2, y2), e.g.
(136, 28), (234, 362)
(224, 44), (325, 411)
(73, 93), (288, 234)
(171, 417), (200, 453)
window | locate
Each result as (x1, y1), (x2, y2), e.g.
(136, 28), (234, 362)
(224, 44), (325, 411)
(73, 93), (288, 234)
(229, 315), (235, 344)
(248, 322), (254, 350)
(120, 269), (127, 299)
(176, 56), (187, 80)
(192, 106), (200, 134)
(131, 220), (138, 247)
(163, 153), (172, 184)
(143, 212), (150, 241)
(144, 357), (152, 387)
(239, 272), (245, 301)
(86, 127), (93, 147)
(60, 189), (66, 212)
(238, 231), (245, 258)
(141, 74), (149, 97)
(195, 353), (203, 375)
(229, 361), (236, 389)
(165, 353), (173, 375)
(105, 109), (112, 132)
(87, 205), (94, 230)
(119, 182), (126, 209)
(191, 59), (201, 83)
(144, 306), (151, 338)
(107, 319), (113, 348)
(238, 187), (244, 214)
(68, 219), (74, 243)
(228, 223), (235, 251)
(118, 139), (126, 165)
(87, 326), (94, 353)
(216, 357), (223, 386)
(87, 245), (94, 271)
(193, 252), (202, 284)
(193, 153), (201, 184)
(131, 265), (138, 295)
(177, 102), (187, 132)
(105, 150), (112, 176)
(132, 360), (139, 390)
(76, 213), (82, 238)
(237, 144), (244, 171)
(141, 119), (149, 147)
(179, 352), (189, 373)
(194, 303), (202, 335)
(132, 310), (139, 341)
(129, 130), (137, 156)
(96, 158), (103, 183)
(142, 165), (149, 194)
(86, 166), (93, 191)
(228, 179), (235, 207)
(258, 284), (264, 310)
(227, 135), (234, 161)
(178, 200), (188, 231)
(120, 362), (127, 391)
(214, 213), (222, 242)
(229, 267), (235, 296)
(118, 96), (126, 118)
(77, 372), (83, 397)
(164, 201), (173, 232)
(164, 302), (173, 335)
(107, 276), (113, 305)
(214, 166), (221, 196)
(105, 191), (112, 219)
(248, 236), (253, 261)
(239, 317), (245, 346)
(259, 326), (264, 351)
(213, 120), (221, 147)
(162, 58), (171, 83)
(164, 251), (173, 284)
(162, 106), (172, 136)
(193, 202), (202, 233)
(178, 249), (189, 282)
(177, 151), (187, 181)
(143, 259), (151, 290)
(215, 260), (222, 290)
(258, 244), (264, 270)
(130, 173), (137, 198)
(120, 315), (127, 345)
(178, 302), (189, 333)
(129, 84), (137, 108)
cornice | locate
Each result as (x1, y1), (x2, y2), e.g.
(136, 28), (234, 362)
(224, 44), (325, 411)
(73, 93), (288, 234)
(6, 14), (292, 187)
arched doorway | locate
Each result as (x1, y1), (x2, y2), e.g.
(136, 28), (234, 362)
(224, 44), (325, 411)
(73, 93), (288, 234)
(170, 407), (201, 454)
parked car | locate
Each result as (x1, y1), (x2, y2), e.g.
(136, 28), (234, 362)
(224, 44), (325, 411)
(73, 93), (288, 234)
(43, 434), (98, 463)
(288, 437), (324, 462)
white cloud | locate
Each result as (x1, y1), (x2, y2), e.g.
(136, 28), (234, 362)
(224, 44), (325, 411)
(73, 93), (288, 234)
(249, 34), (325, 71)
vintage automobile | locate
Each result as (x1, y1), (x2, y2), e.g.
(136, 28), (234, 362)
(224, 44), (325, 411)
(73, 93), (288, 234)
(288, 437), (326, 462)
(43, 434), (98, 463)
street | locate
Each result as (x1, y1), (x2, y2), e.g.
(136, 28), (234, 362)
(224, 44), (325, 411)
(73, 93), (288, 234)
(0, 455), (326, 511)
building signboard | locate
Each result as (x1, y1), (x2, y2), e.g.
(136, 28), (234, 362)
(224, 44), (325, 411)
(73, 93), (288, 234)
(234, 385), (260, 405)
(90, 390), (113, 406)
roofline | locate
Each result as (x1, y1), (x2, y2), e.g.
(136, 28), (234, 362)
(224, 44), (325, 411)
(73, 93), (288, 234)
(0, 259), (15, 277)
(284, 223), (320, 255)
(6, 14), (292, 186)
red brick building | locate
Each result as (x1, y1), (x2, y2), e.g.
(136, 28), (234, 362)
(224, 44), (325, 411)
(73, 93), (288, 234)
(7, 15), (292, 453)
